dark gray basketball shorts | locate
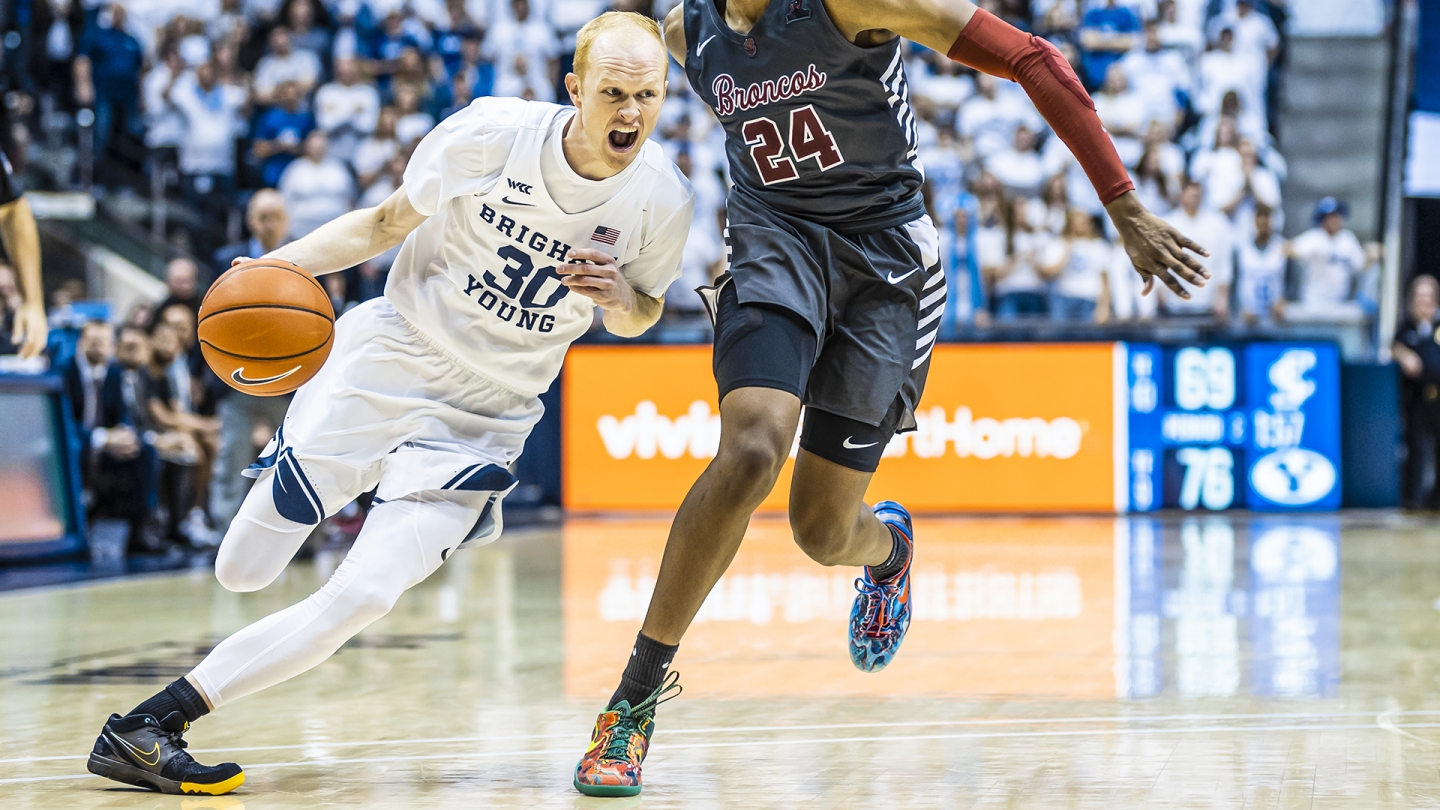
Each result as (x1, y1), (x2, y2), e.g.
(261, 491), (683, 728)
(698, 190), (945, 472)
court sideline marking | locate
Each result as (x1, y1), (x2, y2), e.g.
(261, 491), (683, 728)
(4, 709), (1439, 765)
(5, 719), (1440, 786)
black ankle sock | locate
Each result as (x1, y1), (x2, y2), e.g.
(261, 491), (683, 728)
(868, 525), (910, 582)
(608, 632), (678, 710)
(128, 678), (211, 723)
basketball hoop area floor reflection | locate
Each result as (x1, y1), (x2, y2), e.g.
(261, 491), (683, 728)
(1, 513), (1438, 808)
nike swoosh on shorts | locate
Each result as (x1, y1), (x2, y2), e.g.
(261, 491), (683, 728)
(843, 437), (879, 449)
(887, 268), (918, 284)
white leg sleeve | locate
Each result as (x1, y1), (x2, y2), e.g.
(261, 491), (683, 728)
(190, 490), (487, 708)
(213, 471), (316, 594)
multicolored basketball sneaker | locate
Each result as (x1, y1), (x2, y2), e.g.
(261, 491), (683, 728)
(573, 671), (681, 797)
(849, 500), (915, 672)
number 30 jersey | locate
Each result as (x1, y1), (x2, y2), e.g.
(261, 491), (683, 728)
(683, 0), (925, 232)
(386, 98), (694, 397)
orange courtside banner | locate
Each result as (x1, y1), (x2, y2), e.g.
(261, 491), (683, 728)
(561, 343), (1129, 513)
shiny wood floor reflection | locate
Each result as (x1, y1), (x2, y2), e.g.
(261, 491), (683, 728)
(3, 513), (1440, 808)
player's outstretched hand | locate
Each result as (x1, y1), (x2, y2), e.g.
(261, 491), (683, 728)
(1106, 192), (1210, 299)
(558, 248), (635, 313)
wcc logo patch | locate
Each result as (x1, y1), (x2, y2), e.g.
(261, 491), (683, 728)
(785, 0), (810, 23)
(507, 178), (533, 194)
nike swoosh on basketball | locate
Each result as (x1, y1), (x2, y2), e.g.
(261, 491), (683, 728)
(502, 195), (536, 207)
(696, 35), (718, 56)
(843, 437), (878, 449)
(110, 733), (162, 767)
(887, 268), (918, 284)
(232, 366), (301, 387)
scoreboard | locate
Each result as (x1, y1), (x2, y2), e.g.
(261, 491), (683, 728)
(1126, 343), (1343, 512)
(561, 341), (1345, 514)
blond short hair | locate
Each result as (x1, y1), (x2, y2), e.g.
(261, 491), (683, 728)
(573, 11), (666, 79)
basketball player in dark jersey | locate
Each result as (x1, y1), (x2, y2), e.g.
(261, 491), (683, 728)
(0, 118), (47, 359)
(574, 0), (1210, 796)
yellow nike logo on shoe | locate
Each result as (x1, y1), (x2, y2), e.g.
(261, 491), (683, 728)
(111, 733), (161, 766)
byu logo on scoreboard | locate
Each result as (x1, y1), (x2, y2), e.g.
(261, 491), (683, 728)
(1251, 447), (1337, 505)
(1250, 348), (1335, 506)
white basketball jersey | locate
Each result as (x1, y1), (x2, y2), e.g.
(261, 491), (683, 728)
(386, 98), (693, 397)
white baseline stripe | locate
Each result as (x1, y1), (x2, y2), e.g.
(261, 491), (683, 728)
(10, 710), (1440, 767)
(10, 722), (1440, 786)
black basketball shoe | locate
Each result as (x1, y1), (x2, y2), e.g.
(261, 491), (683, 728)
(88, 712), (244, 795)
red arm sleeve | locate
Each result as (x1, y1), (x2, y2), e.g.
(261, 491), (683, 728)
(947, 9), (1134, 205)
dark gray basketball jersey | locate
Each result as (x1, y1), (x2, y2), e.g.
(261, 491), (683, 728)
(683, 0), (925, 232)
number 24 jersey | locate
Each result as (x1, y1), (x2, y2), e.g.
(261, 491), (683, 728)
(682, 0), (925, 232)
(387, 98), (695, 398)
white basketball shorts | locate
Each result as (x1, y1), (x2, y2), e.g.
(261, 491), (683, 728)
(243, 297), (542, 543)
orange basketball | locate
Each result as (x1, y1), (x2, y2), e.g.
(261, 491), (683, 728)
(198, 259), (335, 396)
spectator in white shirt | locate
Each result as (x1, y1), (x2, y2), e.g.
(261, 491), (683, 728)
(958, 73), (1043, 161)
(283, 0), (333, 59)
(1160, 179), (1233, 317)
(1209, 0), (1278, 75)
(359, 152), (407, 209)
(1132, 142), (1178, 215)
(1107, 236), (1155, 320)
(913, 57), (974, 116)
(1209, 138), (1281, 227)
(278, 130), (354, 238)
(985, 124), (1047, 199)
(1029, 173), (1072, 236)
(314, 56), (379, 164)
(1119, 20), (1192, 131)
(1094, 64), (1147, 167)
(1198, 27), (1264, 129)
(165, 60), (248, 177)
(1234, 203), (1287, 326)
(392, 81), (436, 147)
(253, 26), (321, 105)
(983, 192), (1053, 321)
(1042, 209), (1112, 322)
(352, 106), (400, 189)
(143, 45), (187, 151)
(1287, 197), (1370, 324)
(1157, 0), (1204, 57)
(165, 58), (249, 258)
(487, 0), (558, 100)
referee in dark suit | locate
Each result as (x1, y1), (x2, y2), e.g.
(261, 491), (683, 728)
(1394, 275), (1440, 508)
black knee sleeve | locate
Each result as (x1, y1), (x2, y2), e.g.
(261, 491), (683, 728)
(800, 408), (891, 473)
(712, 280), (817, 403)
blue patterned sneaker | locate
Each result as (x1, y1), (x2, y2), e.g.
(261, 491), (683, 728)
(848, 501), (914, 672)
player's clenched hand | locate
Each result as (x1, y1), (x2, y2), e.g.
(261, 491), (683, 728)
(558, 248), (635, 313)
(12, 302), (48, 359)
(1106, 192), (1210, 299)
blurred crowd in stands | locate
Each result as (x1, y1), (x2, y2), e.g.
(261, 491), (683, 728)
(0, 0), (1380, 330)
(0, 0), (1404, 549)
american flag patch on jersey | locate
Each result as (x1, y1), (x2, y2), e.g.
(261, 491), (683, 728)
(591, 226), (621, 246)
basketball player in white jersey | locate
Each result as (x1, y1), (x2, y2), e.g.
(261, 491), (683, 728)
(84, 13), (693, 796)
